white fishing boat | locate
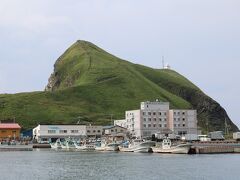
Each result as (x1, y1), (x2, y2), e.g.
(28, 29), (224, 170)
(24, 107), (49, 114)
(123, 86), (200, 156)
(60, 139), (76, 149)
(95, 141), (120, 151)
(119, 139), (155, 153)
(75, 143), (95, 151)
(50, 139), (62, 149)
(152, 138), (191, 154)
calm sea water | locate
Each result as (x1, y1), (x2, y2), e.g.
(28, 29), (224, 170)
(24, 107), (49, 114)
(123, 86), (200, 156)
(0, 149), (239, 180)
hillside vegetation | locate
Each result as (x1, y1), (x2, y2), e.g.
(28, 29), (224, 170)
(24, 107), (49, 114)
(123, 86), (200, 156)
(0, 40), (238, 132)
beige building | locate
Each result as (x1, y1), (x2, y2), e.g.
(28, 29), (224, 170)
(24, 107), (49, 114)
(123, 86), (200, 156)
(114, 101), (198, 138)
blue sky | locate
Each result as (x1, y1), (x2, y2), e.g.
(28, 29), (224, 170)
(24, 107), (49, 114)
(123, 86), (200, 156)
(0, 0), (239, 127)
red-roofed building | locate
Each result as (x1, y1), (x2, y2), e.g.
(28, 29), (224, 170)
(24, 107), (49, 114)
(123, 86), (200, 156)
(0, 123), (21, 140)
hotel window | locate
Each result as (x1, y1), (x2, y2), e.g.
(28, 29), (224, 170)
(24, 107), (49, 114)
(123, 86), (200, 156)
(182, 112), (185, 115)
(183, 118), (185, 121)
(159, 124), (162, 128)
(183, 124), (186, 127)
(148, 112), (151, 115)
(143, 124), (146, 128)
(48, 130), (56, 134)
(159, 118), (162, 121)
(153, 124), (156, 127)
(154, 118), (157, 121)
(153, 112), (156, 116)
(148, 118), (151, 121)
(144, 118), (146, 122)
(148, 124), (151, 128)
(159, 112), (162, 116)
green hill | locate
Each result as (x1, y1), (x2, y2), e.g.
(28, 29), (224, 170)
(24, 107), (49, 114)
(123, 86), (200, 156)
(0, 40), (238, 132)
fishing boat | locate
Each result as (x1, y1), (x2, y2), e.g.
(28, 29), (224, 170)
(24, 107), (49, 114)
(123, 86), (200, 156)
(95, 140), (120, 151)
(152, 138), (191, 154)
(75, 142), (95, 151)
(50, 139), (62, 149)
(60, 138), (76, 149)
(119, 139), (155, 153)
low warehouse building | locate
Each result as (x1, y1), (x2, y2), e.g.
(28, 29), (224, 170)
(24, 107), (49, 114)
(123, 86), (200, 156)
(0, 123), (21, 141)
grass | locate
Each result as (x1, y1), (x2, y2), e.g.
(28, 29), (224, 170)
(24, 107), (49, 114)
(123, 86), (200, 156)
(0, 40), (238, 132)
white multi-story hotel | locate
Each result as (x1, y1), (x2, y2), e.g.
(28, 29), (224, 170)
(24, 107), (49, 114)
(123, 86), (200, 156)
(114, 101), (198, 138)
(33, 124), (103, 143)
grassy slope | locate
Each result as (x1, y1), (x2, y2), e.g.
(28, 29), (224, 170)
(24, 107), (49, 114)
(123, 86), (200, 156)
(0, 40), (237, 132)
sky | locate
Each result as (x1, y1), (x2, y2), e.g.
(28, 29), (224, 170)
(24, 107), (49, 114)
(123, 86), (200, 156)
(0, 0), (239, 127)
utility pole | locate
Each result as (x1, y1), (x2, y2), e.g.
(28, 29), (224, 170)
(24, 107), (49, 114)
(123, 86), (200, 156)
(162, 56), (165, 69)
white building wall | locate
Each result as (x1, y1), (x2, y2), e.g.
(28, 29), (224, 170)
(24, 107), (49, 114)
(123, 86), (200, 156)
(122, 102), (198, 139)
(114, 119), (127, 128)
(33, 125), (103, 142)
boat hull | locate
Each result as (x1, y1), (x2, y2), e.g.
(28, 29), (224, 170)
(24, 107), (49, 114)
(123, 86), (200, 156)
(152, 144), (191, 154)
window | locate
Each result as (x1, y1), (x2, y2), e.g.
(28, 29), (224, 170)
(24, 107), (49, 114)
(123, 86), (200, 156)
(148, 118), (151, 121)
(111, 130), (114, 132)
(87, 130), (90, 133)
(93, 130), (96, 133)
(178, 118), (180, 121)
(164, 118), (167, 121)
(148, 124), (151, 128)
(153, 124), (156, 127)
(71, 130), (78, 133)
(174, 118), (176, 121)
(174, 124), (176, 127)
(143, 112), (145, 115)
(178, 124), (180, 127)
(178, 112), (180, 115)
(59, 130), (67, 134)
(159, 112), (162, 116)
(143, 124), (146, 128)
(159, 118), (162, 121)
(182, 112), (185, 115)
(120, 129), (123, 132)
(164, 124), (167, 127)
(48, 130), (56, 134)
(153, 112), (156, 116)
(183, 124), (185, 127)
(164, 112), (167, 116)
(148, 112), (151, 115)
(183, 118), (185, 121)
(144, 118), (146, 122)
(1, 130), (6, 133)
(115, 129), (117, 132)
(174, 112), (176, 115)
(154, 118), (157, 121)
